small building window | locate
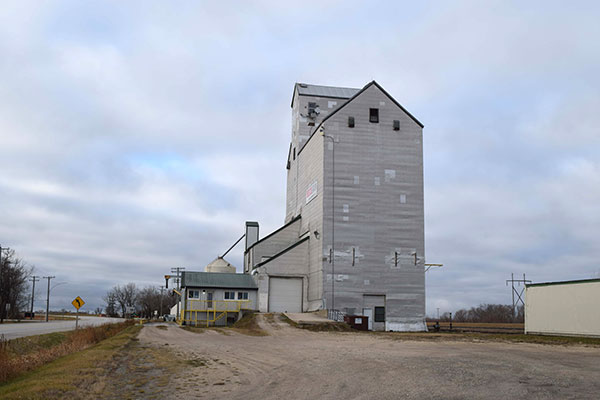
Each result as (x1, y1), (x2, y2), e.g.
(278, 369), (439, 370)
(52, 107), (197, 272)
(238, 292), (249, 300)
(374, 306), (385, 322)
(224, 291), (236, 300)
(369, 108), (379, 123)
(293, 148), (296, 160)
(348, 116), (355, 128)
(393, 120), (400, 131)
(189, 290), (200, 299)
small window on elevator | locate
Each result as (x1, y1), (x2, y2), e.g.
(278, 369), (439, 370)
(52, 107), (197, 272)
(369, 108), (379, 123)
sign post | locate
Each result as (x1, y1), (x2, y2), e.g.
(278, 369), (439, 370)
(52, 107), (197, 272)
(71, 296), (85, 329)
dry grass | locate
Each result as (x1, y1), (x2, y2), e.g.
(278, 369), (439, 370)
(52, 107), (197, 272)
(0, 324), (144, 399)
(0, 320), (134, 383)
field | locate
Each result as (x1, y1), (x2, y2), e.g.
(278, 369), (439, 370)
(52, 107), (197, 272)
(427, 321), (524, 333)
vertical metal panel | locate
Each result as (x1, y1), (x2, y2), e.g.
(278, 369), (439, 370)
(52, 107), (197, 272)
(525, 281), (600, 337)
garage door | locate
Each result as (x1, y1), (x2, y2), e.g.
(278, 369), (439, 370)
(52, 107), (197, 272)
(269, 277), (302, 313)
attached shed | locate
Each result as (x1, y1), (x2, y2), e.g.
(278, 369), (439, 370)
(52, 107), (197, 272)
(525, 278), (600, 338)
(180, 271), (258, 327)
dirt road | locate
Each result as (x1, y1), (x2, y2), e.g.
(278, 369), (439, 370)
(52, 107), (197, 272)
(138, 315), (600, 399)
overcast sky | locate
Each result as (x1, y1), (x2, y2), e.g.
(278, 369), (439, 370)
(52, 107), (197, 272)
(1, 1), (599, 315)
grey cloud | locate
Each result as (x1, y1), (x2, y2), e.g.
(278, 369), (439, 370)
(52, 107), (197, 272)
(1, 1), (599, 314)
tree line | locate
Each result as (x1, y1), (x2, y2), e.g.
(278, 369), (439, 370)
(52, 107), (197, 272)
(103, 283), (176, 318)
(0, 249), (32, 323)
(438, 303), (524, 323)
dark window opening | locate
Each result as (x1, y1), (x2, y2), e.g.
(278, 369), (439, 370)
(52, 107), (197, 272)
(394, 251), (398, 267)
(352, 247), (356, 266)
(308, 121), (315, 126)
(374, 306), (385, 322)
(308, 102), (320, 118)
(369, 108), (379, 123)
(293, 148), (296, 160)
(393, 120), (400, 131)
(348, 116), (355, 128)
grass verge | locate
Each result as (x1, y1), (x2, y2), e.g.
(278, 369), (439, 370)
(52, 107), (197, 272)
(0, 320), (134, 383)
(0, 323), (141, 399)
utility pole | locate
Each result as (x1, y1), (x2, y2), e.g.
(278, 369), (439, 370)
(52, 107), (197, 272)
(506, 273), (531, 319)
(0, 244), (9, 265)
(30, 276), (40, 319)
(159, 285), (165, 317)
(43, 276), (55, 322)
(0, 245), (10, 322)
(170, 267), (185, 321)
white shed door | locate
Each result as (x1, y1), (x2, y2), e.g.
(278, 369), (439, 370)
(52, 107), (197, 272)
(269, 278), (302, 313)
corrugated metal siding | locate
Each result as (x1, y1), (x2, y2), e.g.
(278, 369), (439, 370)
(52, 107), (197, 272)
(319, 84), (426, 329)
(525, 281), (600, 337)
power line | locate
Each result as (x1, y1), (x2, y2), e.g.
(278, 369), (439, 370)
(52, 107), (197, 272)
(506, 273), (531, 318)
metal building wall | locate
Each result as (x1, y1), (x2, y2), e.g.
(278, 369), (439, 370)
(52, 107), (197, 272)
(244, 217), (302, 273)
(318, 84), (426, 331)
(286, 88), (351, 224)
(525, 280), (600, 337)
(253, 238), (310, 312)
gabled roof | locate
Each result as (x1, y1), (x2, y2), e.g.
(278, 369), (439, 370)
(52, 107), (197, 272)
(291, 83), (360, 107)
(297, 80), (424, 155)
(181, 271), (257, 289)
(245, 214), (302, 253)
(254, 236), (310, 269)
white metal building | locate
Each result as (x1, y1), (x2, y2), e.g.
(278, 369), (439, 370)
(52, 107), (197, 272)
(525, 278), (600, 337)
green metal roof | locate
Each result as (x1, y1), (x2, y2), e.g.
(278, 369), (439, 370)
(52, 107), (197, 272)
(181, 271), (257, 289)
(526, 278), (600, 288)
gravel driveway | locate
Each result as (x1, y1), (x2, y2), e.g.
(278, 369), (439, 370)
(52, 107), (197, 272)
(138, 315), (600, 399)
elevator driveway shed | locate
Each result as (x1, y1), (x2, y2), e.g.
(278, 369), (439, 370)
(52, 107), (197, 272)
(268, 277), (302, 312)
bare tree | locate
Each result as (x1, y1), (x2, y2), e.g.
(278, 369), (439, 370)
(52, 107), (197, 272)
(443, 304), (522, 323)
(137, 286), (159, 318)
(103, 290), (118, 317)
(0, 250), (32, 322)
(106, 283), (138, 317)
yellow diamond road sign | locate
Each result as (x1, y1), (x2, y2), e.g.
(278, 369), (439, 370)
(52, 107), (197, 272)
(72, 296), (85, 310)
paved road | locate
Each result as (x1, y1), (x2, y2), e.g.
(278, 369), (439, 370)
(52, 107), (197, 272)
(0, 316), (125, 340)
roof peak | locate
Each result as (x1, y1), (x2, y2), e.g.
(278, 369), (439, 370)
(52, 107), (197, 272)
(292, 83), (361, 106)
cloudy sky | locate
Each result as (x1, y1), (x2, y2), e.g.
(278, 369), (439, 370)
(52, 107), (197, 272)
(1, 1), (599, 315)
